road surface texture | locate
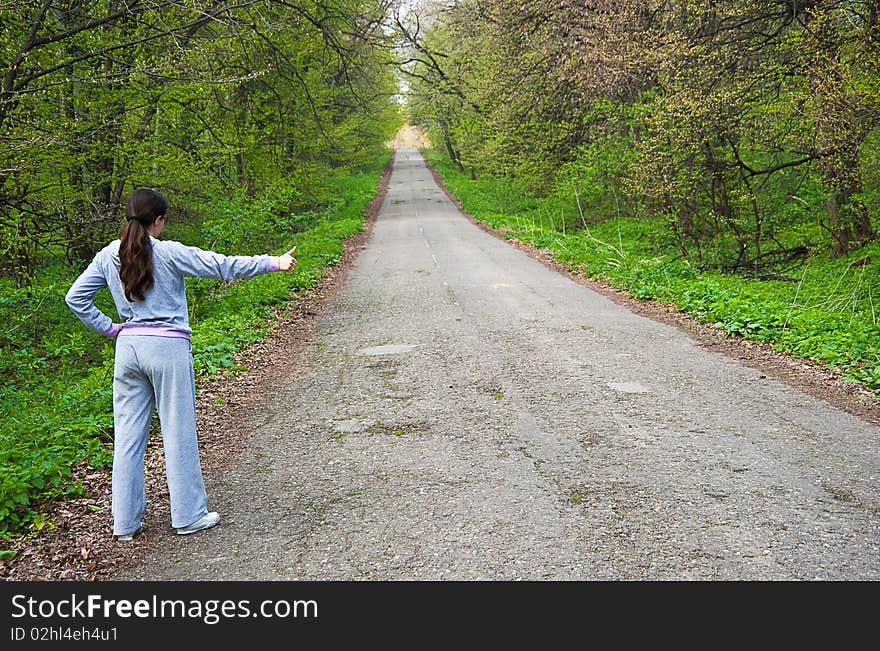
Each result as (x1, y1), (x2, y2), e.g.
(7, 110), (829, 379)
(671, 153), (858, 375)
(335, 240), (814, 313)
(118, 149), (880, 580)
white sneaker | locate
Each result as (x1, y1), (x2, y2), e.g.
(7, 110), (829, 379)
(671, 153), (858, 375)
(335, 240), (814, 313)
(116, 526), (142, 542)
(175, 512), (220, 535)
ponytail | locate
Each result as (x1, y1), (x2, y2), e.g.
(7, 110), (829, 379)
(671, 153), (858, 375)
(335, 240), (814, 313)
(119, 188), (167, 302)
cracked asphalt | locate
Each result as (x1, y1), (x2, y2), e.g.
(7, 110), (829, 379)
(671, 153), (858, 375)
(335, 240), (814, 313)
(116, 148), (880, 580)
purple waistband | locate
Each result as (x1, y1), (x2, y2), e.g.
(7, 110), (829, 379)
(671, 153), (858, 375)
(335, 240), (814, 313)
(118, 325), (191, 339)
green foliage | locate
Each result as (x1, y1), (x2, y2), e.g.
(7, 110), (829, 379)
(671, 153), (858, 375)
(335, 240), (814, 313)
(0, 151), (390, 538)
(0, 1), (401, 284)
(555, 133), (639, 222)
(405, 0), (880, 264)
(426, 148), (880, 395)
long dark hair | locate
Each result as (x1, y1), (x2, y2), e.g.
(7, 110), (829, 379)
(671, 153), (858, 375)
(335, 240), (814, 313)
(119, 188), (167, 301)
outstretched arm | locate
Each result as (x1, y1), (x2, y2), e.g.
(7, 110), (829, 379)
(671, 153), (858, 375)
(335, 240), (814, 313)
(169, 242), (297, 280)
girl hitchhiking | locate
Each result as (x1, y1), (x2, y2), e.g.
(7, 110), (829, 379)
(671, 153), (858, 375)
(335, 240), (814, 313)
(66, 188), (298, 541)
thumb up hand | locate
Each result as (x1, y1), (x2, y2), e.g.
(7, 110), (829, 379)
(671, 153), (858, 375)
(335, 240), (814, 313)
(278, 246), (297, 272)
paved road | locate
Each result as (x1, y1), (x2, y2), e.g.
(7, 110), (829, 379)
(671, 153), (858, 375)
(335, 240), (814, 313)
(118, 149), (880, 580)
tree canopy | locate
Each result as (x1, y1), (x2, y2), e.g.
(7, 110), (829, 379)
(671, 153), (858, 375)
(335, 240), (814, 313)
(402, 0), (880, 272)
(1, 0), (402, 286)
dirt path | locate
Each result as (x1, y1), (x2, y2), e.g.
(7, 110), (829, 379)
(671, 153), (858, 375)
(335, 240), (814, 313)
(106, 148), (880, 581)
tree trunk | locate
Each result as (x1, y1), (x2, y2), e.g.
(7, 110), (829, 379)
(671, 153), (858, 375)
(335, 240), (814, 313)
(444, 135), (463, 172)
(804, 5), (877, 257)
(823, 157), (873, 257)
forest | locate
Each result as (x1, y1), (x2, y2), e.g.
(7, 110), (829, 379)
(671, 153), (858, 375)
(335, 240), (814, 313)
(405, 1), (879, 261)
(2, 0), (879, 541)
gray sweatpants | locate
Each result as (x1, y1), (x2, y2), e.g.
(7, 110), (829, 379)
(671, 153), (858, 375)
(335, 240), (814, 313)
(112, 335), (208, 536)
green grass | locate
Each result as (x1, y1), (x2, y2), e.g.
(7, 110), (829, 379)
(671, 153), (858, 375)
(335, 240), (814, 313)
(0, 150), (390, 538)
(424, 148), (880, 394)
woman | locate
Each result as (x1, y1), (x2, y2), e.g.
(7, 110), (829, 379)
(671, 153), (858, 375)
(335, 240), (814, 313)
(66, 188), (298, 541)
